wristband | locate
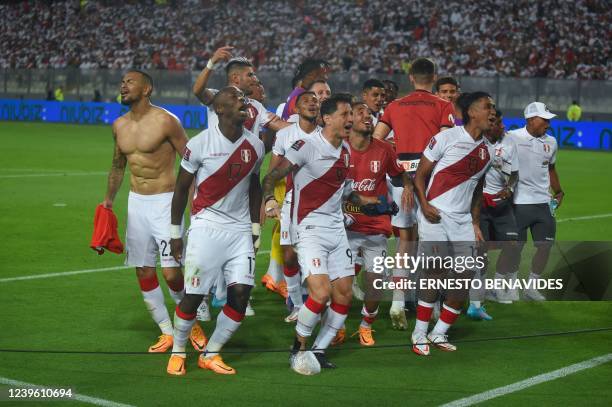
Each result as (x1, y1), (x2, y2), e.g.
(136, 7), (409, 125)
(170, 224), (182, 239)
(206, 59), (215, 70)
(252, 223), (261, 236)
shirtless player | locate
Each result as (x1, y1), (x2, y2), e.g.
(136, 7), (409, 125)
(103, 70), (207, 353)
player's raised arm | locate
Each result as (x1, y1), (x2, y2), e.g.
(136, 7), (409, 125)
(103, 122), (127, 208)
(169, 167), (195, 263)
(372, 121), (391, 140)
(193, 46), (234, 105)
(266, 114), (292, 132)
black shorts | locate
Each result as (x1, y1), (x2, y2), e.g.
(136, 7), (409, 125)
(514, 203), (556, 243)
(480, 199), (518, 241)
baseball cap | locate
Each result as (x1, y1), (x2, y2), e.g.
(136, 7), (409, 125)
(524, 102), (557, 119)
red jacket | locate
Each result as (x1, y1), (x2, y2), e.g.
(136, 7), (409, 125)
(90, 204), (124, 255)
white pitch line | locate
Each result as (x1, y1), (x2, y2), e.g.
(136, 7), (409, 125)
(0, 376), (135, 407)
(440, 353), (612, 407)
(0, 172), (107, 179)
(557, 213), (612, 223)
(0, 250), (271, 283)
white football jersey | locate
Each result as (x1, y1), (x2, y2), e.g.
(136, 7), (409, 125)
(272, 122), (320, 157)
(483, 134), (519, 195)
(181, 123), (265, 233)
(507, 127), (557, 204)
(284, 129), (352, 230)
(206, 89), (273, 135)
(423, 126), (492, 221)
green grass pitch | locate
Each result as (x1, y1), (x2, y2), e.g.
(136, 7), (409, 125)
(0, 122), (611, 406)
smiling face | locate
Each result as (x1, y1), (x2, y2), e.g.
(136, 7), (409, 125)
(323, 101), (353, 139)
(119, 71), (151, 105)
(468, 96), (497, 132)
(296, 92), (320, 121)
(351, 103), (373, 135)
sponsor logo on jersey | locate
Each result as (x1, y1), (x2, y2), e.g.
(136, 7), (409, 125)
(370, 160), (381, 173)
(183, 147), (191, 161)
(312, 258), (321, 268)
(291, 139), (306, 151)
(352, 178), (376, 192)
(241, 149), (252, 163)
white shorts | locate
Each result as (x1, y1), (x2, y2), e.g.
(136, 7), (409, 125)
(295, 226), (354, 282)
(417, 208), (476, 259)
(347, 231), (389, 275)
(125, 191), (182, 268)
(391, 184), (417, 228)
(183, 225), (255, 296)
(279, 195), (293, 246)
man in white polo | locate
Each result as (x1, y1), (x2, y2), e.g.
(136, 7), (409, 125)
(507, 102), (565, 301)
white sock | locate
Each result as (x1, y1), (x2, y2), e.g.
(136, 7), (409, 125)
(312, 303), (349, 352)
(171, 307), (196, 357)
(528, 272), (540, 281)
(295, 297), (325, 338)
(360, 305), (379, 329)
(415, 300), (434, 334)
(470, 300), (481, 308)
(266, 258), (283, 284)
(205, 305), (244, 358)
(284, 266), (303, 308)
(431, 304), (461, 335)
(141, 285), (173, 335)
(168, 288), (184, 305)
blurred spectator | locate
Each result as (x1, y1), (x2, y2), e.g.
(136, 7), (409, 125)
(46, 87), (55, 101)
(93, 89), (102, 102)
(566, 100), (582, 121)
(0, 0), (609, 80)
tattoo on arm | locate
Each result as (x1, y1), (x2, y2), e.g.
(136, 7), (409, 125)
(105, 130), (127, 202)
(262, 163), (295, 199)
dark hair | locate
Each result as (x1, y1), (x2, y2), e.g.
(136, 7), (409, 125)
(292, 58), (330, 88)
(409, 58), (436, 84)
(495, 108), (503, 117)
(457, 91), (491, 125)
(362, 78), (385, 91)
(225, 57), (253, 75)
(351, 100), (368, 108)
(434, 76), (459, 92)
(295, 90), (316, 105)
(307, 79), (329, 90)
(382, 79), (399, 92)
(126, 69), (153, 89)
(320, 93), (353, 119)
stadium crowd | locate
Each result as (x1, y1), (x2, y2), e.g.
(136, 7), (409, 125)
(0, 0), (609, 79)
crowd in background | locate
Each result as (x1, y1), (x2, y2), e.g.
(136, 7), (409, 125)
(1, 0), (609, 80)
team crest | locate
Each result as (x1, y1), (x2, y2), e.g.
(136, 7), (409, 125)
(370, 160), (381, 173)
(495, 147), (502, 157)
(191, 276), (200, 288)
(543, 144), (550, 153)
(241, 149), (252, 163)
(281, 231), (289, 240)
(479, 147), (487, 160)
(312, 258), (321, 268)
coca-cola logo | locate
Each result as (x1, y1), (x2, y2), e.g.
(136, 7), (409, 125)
(352, 178), (376, 192)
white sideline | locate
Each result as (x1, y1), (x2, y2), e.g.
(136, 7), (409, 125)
(0, 250), (271, 283)
(0, 171), (107, 179)
(0, 376), (135, 407)
(557, 213), (612, 223)
(440, 353), (612, 407)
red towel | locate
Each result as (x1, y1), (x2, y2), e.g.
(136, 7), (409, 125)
(90, 204), (124, 255)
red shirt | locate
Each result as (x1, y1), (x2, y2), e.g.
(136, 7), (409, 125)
(379, 89), (455, 158)
(345, 138), (404, 236)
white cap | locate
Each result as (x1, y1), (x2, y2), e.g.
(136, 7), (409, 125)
(524, 102), (557, 119)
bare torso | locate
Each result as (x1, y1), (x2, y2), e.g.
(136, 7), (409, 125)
(115, 106), (180, 195)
